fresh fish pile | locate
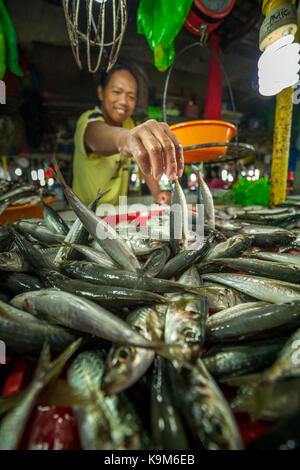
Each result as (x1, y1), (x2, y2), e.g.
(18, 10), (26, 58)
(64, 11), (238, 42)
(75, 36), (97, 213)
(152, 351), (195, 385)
(0, 181), (53, 215)
(0, 170), (300, 451)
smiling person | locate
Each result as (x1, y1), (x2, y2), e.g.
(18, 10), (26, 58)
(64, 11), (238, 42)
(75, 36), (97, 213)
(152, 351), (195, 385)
(72, 63), (184, 207)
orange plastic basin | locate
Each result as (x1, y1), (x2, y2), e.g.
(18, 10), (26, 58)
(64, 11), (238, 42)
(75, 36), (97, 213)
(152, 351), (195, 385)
(0, 196), (57, 224)
(170, 120), (237, 163)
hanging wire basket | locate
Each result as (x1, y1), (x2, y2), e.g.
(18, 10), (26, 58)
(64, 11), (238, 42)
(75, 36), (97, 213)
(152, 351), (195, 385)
(62, 0), (127, 73)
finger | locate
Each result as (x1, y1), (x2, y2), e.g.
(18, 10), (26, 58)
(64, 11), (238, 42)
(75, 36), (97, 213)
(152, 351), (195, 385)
(148, 121), (177, 181)
(134, 125), (164, 180)
(160, 123), (184, 178)
(130, 135), (151, 176)
(156, 191), (171, 205)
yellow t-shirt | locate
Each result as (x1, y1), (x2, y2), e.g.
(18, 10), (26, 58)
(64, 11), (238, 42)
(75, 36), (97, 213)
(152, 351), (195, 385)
(72, 109), (135, 206)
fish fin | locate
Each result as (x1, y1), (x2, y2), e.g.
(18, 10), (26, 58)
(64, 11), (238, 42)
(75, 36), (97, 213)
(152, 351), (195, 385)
(32, 342), (52, 380)
(220, 373), (263, 419)
(0, 391), (27, 416)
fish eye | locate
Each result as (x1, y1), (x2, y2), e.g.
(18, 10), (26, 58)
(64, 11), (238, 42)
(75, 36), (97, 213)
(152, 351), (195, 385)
(182, 328), (196, 340)
(112, 347), (131, 365)
(118, 349), (129, 360)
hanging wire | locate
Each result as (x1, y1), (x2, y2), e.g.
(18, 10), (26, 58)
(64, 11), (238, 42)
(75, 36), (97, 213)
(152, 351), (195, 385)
(162, 41), (238, 141)
(62, 0), (127, 73)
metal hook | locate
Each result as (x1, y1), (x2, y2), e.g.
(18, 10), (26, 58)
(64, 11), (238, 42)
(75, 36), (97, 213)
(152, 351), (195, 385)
(198, 24), (209, 46)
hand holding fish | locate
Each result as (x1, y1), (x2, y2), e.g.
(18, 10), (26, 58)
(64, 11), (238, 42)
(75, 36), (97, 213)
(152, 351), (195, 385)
(118, 120), (184, 181)
(85, 119), (184, 181)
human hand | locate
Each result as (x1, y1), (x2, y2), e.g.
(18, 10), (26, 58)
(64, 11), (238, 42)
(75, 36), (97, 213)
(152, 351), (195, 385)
(118, 120), (184, 181)
(154, 191), (171, 205)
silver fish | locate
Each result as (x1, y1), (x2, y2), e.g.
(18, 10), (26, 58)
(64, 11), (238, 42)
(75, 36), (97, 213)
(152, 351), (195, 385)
(0, 252), (31, 273)
(51, 163), (141, 273)
(164, 266), (207, 364)
(254, 251), (300, 267)
(204, 235), (252, 261)
(60, 242), (117, 269)
(40, 190), (69, 235)
(54, 190), (108, 265)
(203, 336), (287, 379)
(67, 350), (144, 450)
(239, 226), (296, 247)
(10, 289), (171, 352)
(206, 301), (300, 343)
(17, 222), (65, 244)
(0, 299), (80, 356)
(0, 184), (36, 203)
(197, 167), (215, 229)
(158, 233), (215, 280)
(202, 273), (300, 303)
(166, 359), (244, 450)
(170, 178), (189, 255)
(102, 304), (166, 395)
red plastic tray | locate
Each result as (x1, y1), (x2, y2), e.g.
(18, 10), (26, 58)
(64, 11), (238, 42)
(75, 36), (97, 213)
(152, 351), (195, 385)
(0, 196), (57, 224)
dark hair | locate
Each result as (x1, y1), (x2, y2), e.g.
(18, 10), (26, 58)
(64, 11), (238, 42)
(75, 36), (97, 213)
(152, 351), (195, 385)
(98, 63), (139, 97)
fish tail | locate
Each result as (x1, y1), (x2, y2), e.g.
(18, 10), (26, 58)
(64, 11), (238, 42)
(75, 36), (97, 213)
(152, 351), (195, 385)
(221, 373), (262, 419)
(47, 161), (66, 189)
(32, 338), (82, 387)
(95, 188), (110, 204)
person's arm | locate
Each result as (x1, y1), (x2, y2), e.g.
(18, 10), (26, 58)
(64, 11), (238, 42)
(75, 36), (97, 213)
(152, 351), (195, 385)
(84, 119), (184, 182)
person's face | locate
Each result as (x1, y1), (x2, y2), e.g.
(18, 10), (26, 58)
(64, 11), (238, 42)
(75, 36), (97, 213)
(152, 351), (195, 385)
(97, 70), (137, 126)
